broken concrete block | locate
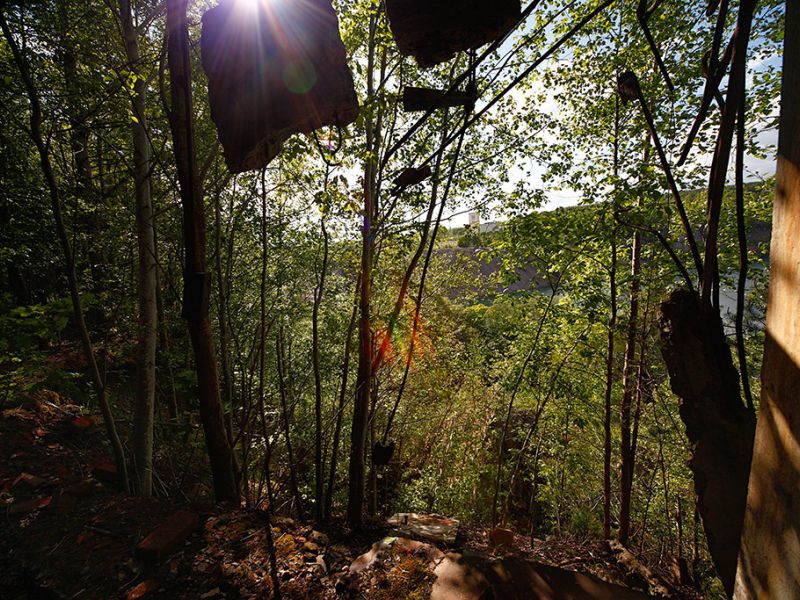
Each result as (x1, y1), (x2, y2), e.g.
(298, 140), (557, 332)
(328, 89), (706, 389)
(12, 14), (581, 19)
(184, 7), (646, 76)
(431, 553), (654, 600)
(388, 513), (460, 545)
(135, 510), (200, 563)
(385, 0), (521, 68)
(200, 0), (359, 173)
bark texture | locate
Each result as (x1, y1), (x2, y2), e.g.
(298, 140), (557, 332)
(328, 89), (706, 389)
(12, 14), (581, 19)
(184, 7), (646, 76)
(619, 227), (641, 544)
(166, 0), (239, 503)
(120, 0), (158, 498)
(347, 11), (379, 528)
(735, 1), (800, 595)
(658, 289), (755, 597)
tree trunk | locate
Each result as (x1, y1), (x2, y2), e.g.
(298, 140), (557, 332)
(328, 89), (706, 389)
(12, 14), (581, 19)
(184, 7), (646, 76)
(325, 280), (359, 521)
(619, 225), (641, 544)
(120, 0), (158, 498)
(153, 214), (179, 421)
(58, 3), (105, 292)
(215, 185), (234, 434)
(492, 287), (559, 525)
(630, 294), (651, 470)
(0, 11), (130, 493)
(700, 0), (757, 307)
(368, 379), (379, 517)
(658, 289), (755, 596)
(276, 329), (305, 521)
(313, 215), (329, 522)
(257, 171), (273, 509)
(735, 2), (800, 594)
(165, 0), (238, 503)
(347, 9), (378, 528)
(603, 230), (617, 540)
(603, 94), (620, 540)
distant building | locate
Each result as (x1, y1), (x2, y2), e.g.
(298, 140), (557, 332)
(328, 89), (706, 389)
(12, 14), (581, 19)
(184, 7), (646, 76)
(467, 211), (502, 234)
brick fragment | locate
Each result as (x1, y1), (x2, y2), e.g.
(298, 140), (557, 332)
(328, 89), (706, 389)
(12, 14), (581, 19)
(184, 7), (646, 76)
(489, 527), (515, 547)
(67, 415), (93, 434)
(135, 511), (200, 563)
(126, 579), (158, 600)
(92, 463), (120, 488)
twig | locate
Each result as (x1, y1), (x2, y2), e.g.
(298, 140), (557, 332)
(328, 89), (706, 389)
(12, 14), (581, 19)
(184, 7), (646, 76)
(618, 70), (703, 280)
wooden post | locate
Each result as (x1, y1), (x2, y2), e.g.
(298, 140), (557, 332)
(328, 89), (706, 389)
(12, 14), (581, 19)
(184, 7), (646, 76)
(735, 1), (800, 596)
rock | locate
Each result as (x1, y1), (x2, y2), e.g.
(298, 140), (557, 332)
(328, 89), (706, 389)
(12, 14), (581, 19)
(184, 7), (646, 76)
(67, 415), (93, 435)
(126, 579), (158, 600)
(64, 480), (99, 497)
(92, 463), (121, 489)
(327, 545), (351, 571)
(52, 492), (77, 514)
(309, 530), (330, 546)
(393, 537), (445, 565)
(357, 538), (397, 573)
(271, 515), (296, 529)
(347, 536), (444, 580)
(184, 483), (212, 505)
(349, 538), (394, 574)
(135, 510), (200, 563)
(13, 472), (47, 489)
(9, 496), (52, 515)
(335, 572), (358, 595)
(315, 555), (327, 574)
(387, 513), (460, 545)
(489, 527), (515, 548)
(303, 541), (320, 554)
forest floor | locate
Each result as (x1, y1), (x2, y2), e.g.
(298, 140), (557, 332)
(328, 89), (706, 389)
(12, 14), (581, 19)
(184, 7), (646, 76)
(0, 390), (702, 600)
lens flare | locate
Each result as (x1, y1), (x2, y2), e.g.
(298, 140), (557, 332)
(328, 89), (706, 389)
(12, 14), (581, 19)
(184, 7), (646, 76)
(283, 59), (317, 94)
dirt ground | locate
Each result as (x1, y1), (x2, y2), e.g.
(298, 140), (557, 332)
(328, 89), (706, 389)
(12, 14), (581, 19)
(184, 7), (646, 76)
(0, 392), (702, 599)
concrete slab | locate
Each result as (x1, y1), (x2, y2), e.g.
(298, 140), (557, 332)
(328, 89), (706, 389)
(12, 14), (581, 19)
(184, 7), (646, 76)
(432, 553), (654, 600)
(388, 512), (460, 545)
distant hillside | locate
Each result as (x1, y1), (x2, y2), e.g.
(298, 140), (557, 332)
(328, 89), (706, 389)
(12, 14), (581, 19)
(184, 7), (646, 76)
(439, 189), (773, 302)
